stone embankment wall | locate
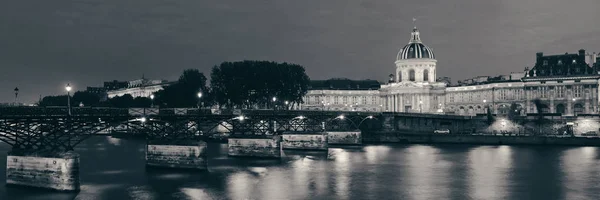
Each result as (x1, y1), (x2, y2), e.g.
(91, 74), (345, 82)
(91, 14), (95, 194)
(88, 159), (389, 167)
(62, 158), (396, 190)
(146, 141), (208, 170)
(364, 132), (600, 146)
(6, 152), (80, 191)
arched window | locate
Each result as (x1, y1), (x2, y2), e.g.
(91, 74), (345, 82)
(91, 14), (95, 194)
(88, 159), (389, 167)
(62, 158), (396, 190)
(423, 69), (429, 81)
(409, 69), (416, 81)
(398, 72), (402, 82)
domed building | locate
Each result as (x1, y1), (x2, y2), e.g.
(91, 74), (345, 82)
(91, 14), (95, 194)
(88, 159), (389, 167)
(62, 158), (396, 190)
(298, 24), (600, 117)
(395, 27), (437, 83)
(379, 26), (447, 113)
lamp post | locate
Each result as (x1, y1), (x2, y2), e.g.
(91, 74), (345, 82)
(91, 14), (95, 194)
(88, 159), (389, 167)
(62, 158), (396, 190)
(284, 100), (289, 110)
(66, 83), (72, 116)
(272, 97), (277, 110)
(150, 94), (154, 108)
(197, 92), (203, 109)
(419, 100), (423, 113)
(13, 87), (19, 106)
(483, 99), (487, 113)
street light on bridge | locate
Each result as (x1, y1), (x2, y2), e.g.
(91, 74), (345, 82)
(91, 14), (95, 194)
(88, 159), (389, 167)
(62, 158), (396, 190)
(272, 96), (277, 110)
(150, 94), (154, 108)
(197, 92), (203, 109)
(66, 83), (72, 116)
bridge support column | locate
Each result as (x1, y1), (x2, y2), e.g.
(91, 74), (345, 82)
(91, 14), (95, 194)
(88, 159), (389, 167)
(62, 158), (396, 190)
(228, 136), (282, 158)
(6, 152), (80, 191)
(282, 132), (328, 150)
(145, 141), (208, 170)
(327, 131), (362, 145)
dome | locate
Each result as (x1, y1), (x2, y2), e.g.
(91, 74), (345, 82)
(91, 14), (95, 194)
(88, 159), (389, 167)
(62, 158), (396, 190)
(396, 27), (435, 60)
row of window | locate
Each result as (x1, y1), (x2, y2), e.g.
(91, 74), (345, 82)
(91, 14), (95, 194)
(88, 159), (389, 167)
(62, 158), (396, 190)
(305, 95), (378, 105)
(399, 69), (429, 82)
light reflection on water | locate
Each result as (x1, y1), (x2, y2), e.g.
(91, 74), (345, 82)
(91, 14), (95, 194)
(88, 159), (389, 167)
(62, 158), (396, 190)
(0, 136), (600, 200)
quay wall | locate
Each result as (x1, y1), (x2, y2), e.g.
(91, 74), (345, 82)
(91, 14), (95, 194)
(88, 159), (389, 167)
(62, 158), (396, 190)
(364, 132), (600, 146)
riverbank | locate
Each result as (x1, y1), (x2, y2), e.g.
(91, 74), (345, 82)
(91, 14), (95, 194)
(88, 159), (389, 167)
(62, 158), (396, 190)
(363, 132), (600, 146)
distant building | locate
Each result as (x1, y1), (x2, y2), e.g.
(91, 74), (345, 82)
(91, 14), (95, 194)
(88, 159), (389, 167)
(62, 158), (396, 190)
(299, 24), (600, 116)
(86, 86), (108, 101)
(106, 78), (172, 98)
(103, 80), (128, 91)
(300, 79), (381, 111)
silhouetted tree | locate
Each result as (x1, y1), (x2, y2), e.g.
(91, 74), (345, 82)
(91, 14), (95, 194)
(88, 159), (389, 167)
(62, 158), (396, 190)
(210, 61), (310, 109)
(153, 69), (208, 108)
(108, 94), (134, 108)
(72, 91), (100, 107)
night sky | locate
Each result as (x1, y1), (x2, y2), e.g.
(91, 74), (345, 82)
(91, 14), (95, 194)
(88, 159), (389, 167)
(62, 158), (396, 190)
(1, 0), (600, 103)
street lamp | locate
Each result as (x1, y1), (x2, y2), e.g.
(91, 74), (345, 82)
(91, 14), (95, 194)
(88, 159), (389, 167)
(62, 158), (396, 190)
(419, 100), (423, 113)
(150, 94), (154, 108)
(272, 97), (277, 110)
(284, 100), (289, 110)
(197, 92), (203, 109)
(13, 87), (19, 105)
(66, 83), (72, 116)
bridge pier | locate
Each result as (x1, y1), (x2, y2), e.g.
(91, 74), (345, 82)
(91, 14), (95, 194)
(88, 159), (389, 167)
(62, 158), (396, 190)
(145, 141), (208, 170)
(6, 152), (80, 191)
(282, 132), (328, 150)
(228, 136), (282, 158)
(327, 131), (362, 145)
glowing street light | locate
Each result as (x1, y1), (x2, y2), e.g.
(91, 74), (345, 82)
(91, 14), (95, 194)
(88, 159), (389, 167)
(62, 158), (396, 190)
(197, 92), (204, 108)
(150, 94), (154, 108)
(66, 83), (72, 116)
(272, 97), (277, 102)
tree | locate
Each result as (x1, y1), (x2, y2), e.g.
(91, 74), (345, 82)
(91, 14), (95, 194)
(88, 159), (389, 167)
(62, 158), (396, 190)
(108, 94), (134, 108)
(72, 91), (100, 107)
(153, 69), (208, 108)
(210, 61), (310, 109)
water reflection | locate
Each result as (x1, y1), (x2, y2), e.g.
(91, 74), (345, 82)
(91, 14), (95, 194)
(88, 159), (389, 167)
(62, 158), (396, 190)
(468, 146), (512, 200)
(2, 138), (600, 199)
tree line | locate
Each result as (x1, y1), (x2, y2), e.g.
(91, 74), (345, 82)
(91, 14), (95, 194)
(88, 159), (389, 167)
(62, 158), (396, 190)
(38, 61), (310, 109)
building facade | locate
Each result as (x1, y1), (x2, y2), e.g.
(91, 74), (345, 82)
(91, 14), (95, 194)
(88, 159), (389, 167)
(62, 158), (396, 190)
(300, 25), (600, 116)
(106, 78), (172, 98)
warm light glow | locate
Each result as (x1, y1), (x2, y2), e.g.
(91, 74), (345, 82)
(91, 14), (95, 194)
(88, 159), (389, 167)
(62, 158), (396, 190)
(338, 115), (345, 119)
(65, 83), (72, 92)
(150, 94), (154, 100)
(572, 98), (576, 102)
(285, 101), (289, 105)
(197, 92), (203, 98)
(140, 117), (147, 123)
(367, 116), (373, 119)
(419, 100), (423, 104)
(272, 97), (277, 102)
(238, 115), (245, 121)
(296, 115), (305, 120)
(483, 99), (487, 103)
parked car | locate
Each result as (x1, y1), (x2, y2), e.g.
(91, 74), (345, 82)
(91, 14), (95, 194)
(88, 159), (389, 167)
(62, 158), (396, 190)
(434, 129), (450, 134)
(581, 131), (598, 137)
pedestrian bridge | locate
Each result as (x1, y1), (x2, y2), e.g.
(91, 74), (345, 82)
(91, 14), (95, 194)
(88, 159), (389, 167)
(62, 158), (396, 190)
(0, 106), (471, 191)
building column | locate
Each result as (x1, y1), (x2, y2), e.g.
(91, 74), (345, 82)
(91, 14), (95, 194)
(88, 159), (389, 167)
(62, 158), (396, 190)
(567, 94), (573, 115)
(550, 98), (555, 113)
(585, 98), (591, 114)
(526, 89), (531, 114)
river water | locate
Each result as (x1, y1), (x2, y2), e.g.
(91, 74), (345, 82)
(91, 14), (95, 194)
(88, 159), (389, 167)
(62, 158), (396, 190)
(0, 136), (599, 200)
